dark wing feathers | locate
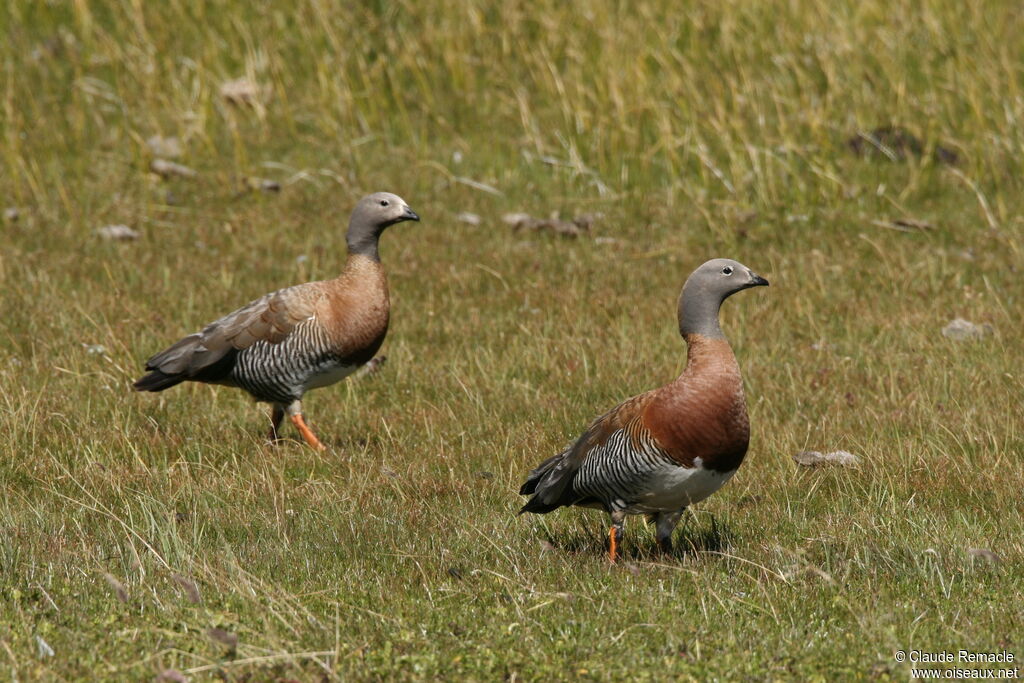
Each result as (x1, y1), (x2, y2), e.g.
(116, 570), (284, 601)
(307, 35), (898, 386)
(134, 285), (321, 390)
(518, 452), (565, 496)
(519, 392), (656, 514)
(143, 333), (203, 375)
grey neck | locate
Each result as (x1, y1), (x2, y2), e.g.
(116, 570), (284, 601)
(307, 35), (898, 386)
(346, 225), (381, 262)
(678, 280), (725, 339)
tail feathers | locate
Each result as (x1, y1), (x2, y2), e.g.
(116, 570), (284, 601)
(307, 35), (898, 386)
(518, 496), (562, 515)
(518, 451), (574, 515)
(133, 369), (186, 392)
(134, 333), (239, 392)
(518, 452), (563, 495)
(143, 333), (204, 375)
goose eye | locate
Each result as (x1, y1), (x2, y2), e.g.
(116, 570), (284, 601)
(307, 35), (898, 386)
(380, 200), (389, 207)
(722, 266), (734, 275)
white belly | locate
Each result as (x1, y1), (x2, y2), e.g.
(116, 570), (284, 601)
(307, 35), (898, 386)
(629, 458), (736, 513)
(304, 362), (358, 390)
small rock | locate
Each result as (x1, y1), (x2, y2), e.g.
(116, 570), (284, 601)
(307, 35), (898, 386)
(452, 150), (464, 164)
(97, 224), (140, 241)
(502, 212), (532, 226)
(84, 344), (107, 356)
(36, 635), (54, 658)
(501, 211), (597, 238)
(3, 207), (19, 222)
(848, 126), (959, 165)
(571, 213), (602, 231)
(455, 212), (481, 225)
(220, 77), (267, 106)
(243, 176), (281, 193)
(146, 135), (183, 158)
(103, 572), (129, 603)
(942, 318), (992, 341)
(206, 627), (238, 653)
(150, 158), (197, 179)
(967, 548), (1001, 563)
(793, 450), (861, 467)
(155, 670), (189, 683)
(171, 573), (201, 604)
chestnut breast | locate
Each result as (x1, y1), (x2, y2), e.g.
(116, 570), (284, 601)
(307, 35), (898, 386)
(317, 254), (391, 365)
(642, 335), (750, 473)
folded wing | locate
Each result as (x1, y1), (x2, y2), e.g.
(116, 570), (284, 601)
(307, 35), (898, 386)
(134, 284), (323, 391)
(519, 391), (659, 513)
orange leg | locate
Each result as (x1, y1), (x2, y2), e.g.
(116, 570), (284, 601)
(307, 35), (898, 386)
(289, 413), (326, 451)
(608, 510), (625, 563)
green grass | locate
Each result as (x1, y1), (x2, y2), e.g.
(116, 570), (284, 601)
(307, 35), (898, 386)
(2, 0), (1023, 679)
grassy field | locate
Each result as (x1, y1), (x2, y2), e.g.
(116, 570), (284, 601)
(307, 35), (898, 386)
(2, 0), (1023, 679)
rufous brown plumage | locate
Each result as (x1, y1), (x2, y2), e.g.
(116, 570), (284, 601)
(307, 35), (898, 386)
(134, 192), (420, 450)
(519, 258), (769, 561)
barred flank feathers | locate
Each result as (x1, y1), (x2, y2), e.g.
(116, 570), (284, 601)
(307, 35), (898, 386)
(574, 421), (675, 503)
(232, 318), (338, 404)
